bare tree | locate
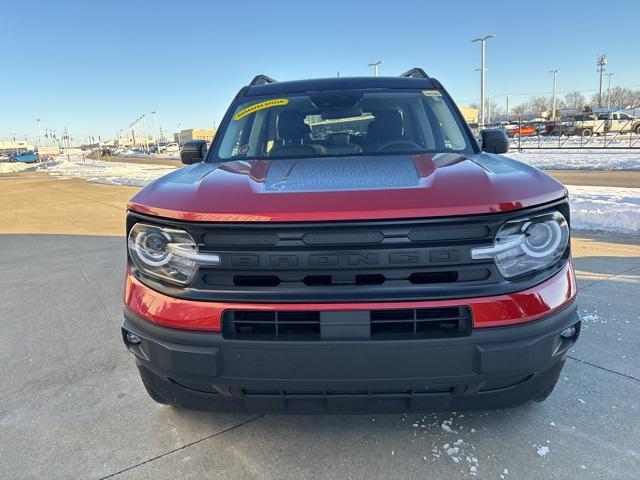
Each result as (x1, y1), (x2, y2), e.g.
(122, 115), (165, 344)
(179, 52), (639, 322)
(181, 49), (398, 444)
(485, 98), (503, 119)
(606, 87), (640, 109)
(528, 96), (552, 115)
(511, 103), (528, 115)
(563, 91), (586, 110)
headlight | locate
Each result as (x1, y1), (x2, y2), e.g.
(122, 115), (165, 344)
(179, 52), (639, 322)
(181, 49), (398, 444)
(128, 223), (220, 286)
(471, 211), (569, 279)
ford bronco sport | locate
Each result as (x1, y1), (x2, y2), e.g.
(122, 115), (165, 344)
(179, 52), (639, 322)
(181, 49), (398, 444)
(122, 68), (579, 413)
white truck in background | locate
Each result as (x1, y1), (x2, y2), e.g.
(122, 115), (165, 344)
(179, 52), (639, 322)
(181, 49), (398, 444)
(36, 146), (61, 158)
(603, 112), (640, 134)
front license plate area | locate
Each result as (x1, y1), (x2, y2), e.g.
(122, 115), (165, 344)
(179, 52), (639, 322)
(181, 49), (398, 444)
(320, 310), (370, 340)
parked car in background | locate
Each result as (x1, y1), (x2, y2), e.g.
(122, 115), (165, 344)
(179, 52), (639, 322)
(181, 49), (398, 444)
(37, 146), (61, 158)
(13, 151), (40, 163)
(160, 142), (179, 153)
(561, 113), (606, 137)
(505, 123), (537, 138)
(601, 112), (640, 134)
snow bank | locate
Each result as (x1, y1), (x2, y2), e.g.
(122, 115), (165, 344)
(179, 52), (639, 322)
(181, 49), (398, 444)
(39, 157), (176, 187)
(5, 157), (639, 236)
(508, 149), (640, 170)
(0, 162), (41, 174)
(567, 185), (640, 235)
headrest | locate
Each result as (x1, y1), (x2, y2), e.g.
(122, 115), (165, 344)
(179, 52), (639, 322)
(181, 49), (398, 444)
(329, 133), (351, 146)
(278, 110), (311, 140)
(367, 110), (403, 142)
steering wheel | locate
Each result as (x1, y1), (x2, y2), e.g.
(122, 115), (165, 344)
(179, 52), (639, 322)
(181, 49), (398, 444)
(376, 140), (423, 152)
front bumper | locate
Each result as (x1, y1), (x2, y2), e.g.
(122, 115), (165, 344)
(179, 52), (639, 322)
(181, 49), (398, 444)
(122, 299), (580, 413)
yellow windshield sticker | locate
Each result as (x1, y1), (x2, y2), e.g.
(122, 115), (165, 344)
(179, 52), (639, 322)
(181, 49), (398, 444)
(422, 90), (442, 97)
(233, 98), (289, 120)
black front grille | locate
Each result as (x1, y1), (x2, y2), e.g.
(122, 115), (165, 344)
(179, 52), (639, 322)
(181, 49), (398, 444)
(127, 198), (571, 303)
(191, 216), (503, 302)
(223, 307), (471, 341)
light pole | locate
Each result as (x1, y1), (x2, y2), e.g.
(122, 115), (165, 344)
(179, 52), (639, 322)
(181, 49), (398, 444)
(141, 114), (147, 153)
(597, 53), (607, 107)
(471, 34), (495, 128)
(368, 60), (383, 77)
(177, 124), (182, 145)
(505, 94), (511, 123)
(549, 70), (559, 120)
(36, 118), (42, 148)
(606, 73), (615, 111)
(152, 111), (160, 153)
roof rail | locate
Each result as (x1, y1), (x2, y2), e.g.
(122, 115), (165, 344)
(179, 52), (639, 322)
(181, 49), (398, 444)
(399, 68), (430, 79)
(249, 74), (277, 86)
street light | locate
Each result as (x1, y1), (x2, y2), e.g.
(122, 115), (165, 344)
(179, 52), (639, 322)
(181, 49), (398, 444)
(141, 114), (148, 153)
(368, 60), (383, 77)
(36, 118), (42, 148)
(152, 111), (160, 153)
(505, 94), (511, 123)
(177, 123), (182, 145)
(549, 70), (559, 120)
(606, 73), (615, 111)
(471, 34), (495, 128)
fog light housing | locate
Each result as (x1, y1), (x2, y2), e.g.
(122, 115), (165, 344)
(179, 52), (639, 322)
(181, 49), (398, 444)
(126, 332), (141, 345)
(560, 326), (577, 339)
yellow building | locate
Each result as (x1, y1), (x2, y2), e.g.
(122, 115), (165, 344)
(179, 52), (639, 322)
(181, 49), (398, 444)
(458, 107), (478, 125)
(175, 129), (216, 143)
(0, 140), (34, 153)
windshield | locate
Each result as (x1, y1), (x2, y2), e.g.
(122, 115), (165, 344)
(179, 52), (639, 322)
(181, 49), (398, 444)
(215, 89), (474, 160)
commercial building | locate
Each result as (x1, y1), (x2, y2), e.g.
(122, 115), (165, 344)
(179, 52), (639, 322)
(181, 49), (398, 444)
(0, 140), (35, 154)
(174, 129), (216, 144)
(458, 107), (479, 125)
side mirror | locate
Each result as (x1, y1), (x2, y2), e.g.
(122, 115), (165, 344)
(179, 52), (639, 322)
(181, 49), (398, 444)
(481, 129), (509, 154)
(180, 140), (207, 165)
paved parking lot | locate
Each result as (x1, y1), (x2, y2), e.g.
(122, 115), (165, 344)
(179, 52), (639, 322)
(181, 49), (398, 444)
(1, 175), (639, 479)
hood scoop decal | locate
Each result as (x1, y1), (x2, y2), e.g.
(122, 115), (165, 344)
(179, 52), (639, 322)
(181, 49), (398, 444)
(264, 156), (421, 192)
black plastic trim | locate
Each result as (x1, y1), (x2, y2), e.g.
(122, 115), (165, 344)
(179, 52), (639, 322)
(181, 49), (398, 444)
(126, 198), (570, 304)
(122, 300), (580, 413)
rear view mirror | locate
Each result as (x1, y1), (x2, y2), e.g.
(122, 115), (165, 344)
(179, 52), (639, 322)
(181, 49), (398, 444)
(481, 129), (509, 154)
(180, 140), (207, 165)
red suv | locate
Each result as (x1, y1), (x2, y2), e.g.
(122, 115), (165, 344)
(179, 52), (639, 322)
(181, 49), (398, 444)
(122, 69), (579, 413)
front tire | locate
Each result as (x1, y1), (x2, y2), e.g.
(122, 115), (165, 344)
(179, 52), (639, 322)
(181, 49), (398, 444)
(581, 128), (593, 137)
(533, 380), (558, 403)
(141, 378), (171, 404)
(634, 124), (640, 135)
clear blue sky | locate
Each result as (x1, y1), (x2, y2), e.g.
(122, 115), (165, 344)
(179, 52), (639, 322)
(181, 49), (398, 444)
(2, 0), (639, 142)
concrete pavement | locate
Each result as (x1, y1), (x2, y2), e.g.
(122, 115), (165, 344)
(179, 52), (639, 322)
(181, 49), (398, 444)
(1, 233), (638, 479)
(1, 175), (639, 479)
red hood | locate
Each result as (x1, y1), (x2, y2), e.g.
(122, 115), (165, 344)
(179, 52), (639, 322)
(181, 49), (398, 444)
(128, 153), (567, 222)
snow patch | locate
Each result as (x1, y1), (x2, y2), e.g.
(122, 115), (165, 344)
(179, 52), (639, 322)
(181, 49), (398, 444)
(507, 149), (640, 171)
(537, 446), (550, 457)
(567, 185), (640, 235)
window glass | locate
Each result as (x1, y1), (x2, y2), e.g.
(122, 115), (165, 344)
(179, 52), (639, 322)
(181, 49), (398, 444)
(216, 90), (473, 160)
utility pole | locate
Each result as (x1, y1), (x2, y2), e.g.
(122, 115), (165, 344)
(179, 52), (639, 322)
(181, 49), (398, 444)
(141, 114), (147, 153)
(64, 127), (70, 161)
(549, 70), (559, 120)
(597, 54), (607, 107)
(152, 111), (160, 153)
(606, 73), (615, 111)
(505, 95), (511, 123)
(471, 34), (495, 128)
(368, 60), (383, 77)
(36, 118), (42, 148)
